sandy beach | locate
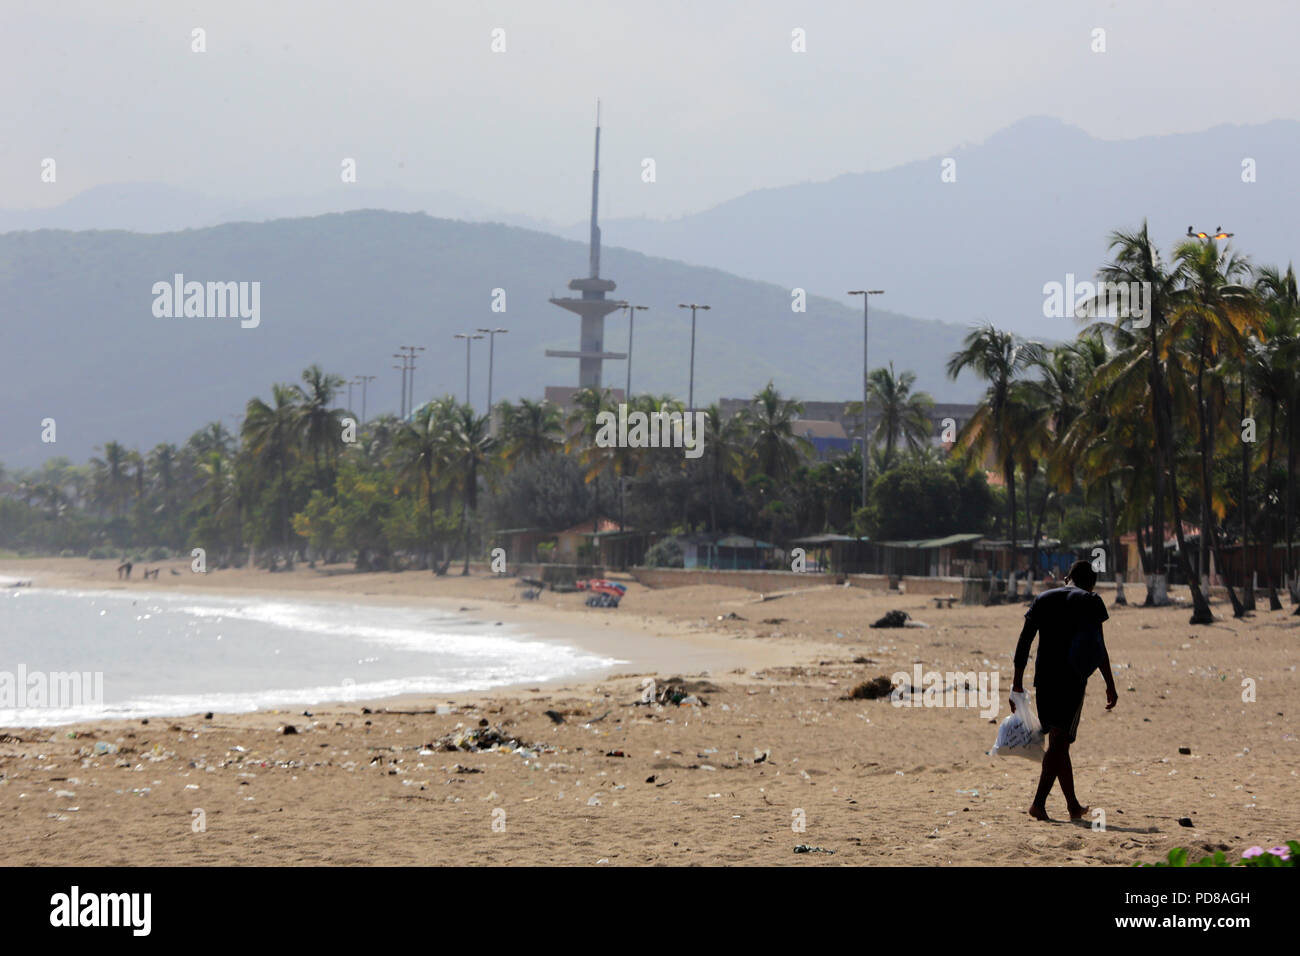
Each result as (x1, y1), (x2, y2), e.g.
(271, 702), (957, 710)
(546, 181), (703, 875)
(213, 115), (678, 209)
(1, 557), (1297, 866)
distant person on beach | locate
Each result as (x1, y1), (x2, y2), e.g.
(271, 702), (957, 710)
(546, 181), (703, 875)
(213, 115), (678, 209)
(1011, 558), (1118, 821)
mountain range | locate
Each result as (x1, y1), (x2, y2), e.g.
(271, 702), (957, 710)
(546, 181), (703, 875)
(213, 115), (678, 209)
(0, 211), (974, 469)
(8, 117), (1297, 337)
(6, 115), (1295, 469)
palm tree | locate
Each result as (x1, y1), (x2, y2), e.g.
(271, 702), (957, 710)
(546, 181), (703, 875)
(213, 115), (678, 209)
(698, 404), (749, 533)
(90, 441), (131, 518)
(148, 443), (180, 544)
(187, 422), (236, 461)
(1094, 222), (1212, 621)
(565, 387), (617, 529)
(243, 384), (301, 565)
(355, 413), (401, 468)
(393, 398), (453, 574)
(293, 364), (346, 492)
(946, 323), (1043, 573)
(1058, 328), (1151, 605)
(125, 449), (147, 539)
(443, 402), (496, 574)
(1169, 236), (1262, 616)
(846, 362), (935, 471)
(1022, 339), (1101, 576)
(745, 382), (812, 483)
(1252, 265), (1300, 608)
(197, 449), (243, 560)
(499, 398), (563, 467)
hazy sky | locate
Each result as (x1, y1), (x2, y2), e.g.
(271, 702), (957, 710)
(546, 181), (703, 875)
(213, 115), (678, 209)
(7, 0), (1299, 223)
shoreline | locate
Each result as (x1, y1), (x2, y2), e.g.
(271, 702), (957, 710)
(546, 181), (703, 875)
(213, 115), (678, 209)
(0, 557), (817, 729)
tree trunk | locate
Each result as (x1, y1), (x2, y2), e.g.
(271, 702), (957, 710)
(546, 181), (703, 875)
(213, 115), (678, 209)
(1150, 329), (1209, 620)
(1288, 383), (1299, 608)
(1195, 338), (1243, 616)
(462, 503), (472, 576)
(1147, 361), (1167, 606)
(1238, 375), (1254, 610)
(708, 470), (717, 534)
(1006, 457), (1017, 581)
(427, 485), (438, 576)
(1135, 517), (1149, 595)
(1106, 483), (1126, 605)
(1265, 394), (1283, 609)
(1033, 477), (1049, 576)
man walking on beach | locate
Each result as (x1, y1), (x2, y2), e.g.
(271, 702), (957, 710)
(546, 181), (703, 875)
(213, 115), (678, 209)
(1011, 559), (1118, 821)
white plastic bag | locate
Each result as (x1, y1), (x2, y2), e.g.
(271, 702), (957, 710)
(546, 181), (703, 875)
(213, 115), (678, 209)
(991, 690), (1045, 760)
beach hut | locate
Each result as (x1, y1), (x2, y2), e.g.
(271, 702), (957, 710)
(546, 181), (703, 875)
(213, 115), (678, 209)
(669, 533), (777, 570)
(868, 533), (986, 577)
(554, 517), (622, 563)
(490, 528), (551, 565)
(787, 533), (870, 573)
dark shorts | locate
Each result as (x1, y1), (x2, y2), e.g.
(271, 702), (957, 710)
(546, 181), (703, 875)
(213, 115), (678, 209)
(1036, 681), (1086, 744)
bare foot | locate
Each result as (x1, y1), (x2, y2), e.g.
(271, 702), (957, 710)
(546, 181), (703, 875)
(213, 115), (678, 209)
(1067, 804), (1089, 820)
(1028, 804), (1050, 821)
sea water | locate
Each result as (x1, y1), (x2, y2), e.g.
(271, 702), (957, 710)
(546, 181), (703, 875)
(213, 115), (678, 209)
(0, 580), (620, 726)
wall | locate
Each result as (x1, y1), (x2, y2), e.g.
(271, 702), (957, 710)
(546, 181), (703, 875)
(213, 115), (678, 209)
(629, 567), (974, 594)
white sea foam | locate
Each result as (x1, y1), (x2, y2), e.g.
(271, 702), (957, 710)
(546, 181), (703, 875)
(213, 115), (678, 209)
(0, 586), (622, 726)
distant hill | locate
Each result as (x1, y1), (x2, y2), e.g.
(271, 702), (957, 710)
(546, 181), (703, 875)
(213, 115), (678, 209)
(0, 183), (550, 235)
(12, 118), (1297, 341)
(0, 211), (979, 468)
(552, 116), (1300, 335)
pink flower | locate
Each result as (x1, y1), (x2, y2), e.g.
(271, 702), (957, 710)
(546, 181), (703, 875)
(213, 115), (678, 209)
(1267, 846), (1291, 860)
(1242, 846), (1264, 858)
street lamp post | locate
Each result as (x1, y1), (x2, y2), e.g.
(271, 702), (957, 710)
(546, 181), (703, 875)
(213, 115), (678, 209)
(405, 345), (425, 417)
(476, 327), (508, 427)
(1186, 225), (1233, 240)
(392, 353), (407, 418)
(621, 304), (648, 399)
(848, 289), (885, 510)
(454, 333), (484, 407)
(677, 303), (710, 410)
(356, 374), (376, 425)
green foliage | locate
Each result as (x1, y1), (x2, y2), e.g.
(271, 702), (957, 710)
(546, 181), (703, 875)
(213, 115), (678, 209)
(860, 458), (994, 540)
(645, 537), (684, 568)
(1136, 841), (1297, 867)
(11, 237), (1296, 589)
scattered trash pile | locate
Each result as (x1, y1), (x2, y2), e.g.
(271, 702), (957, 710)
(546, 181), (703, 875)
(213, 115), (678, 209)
(642, 676), (717, 707)
(432, 724), (549, 759)
(657, 683), (708, 707)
